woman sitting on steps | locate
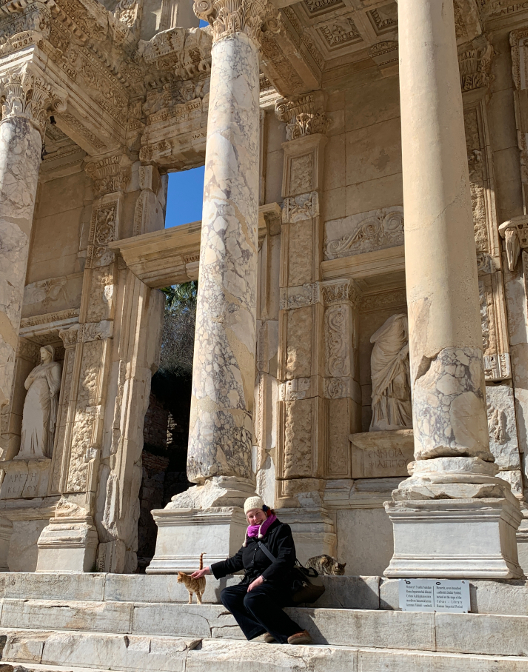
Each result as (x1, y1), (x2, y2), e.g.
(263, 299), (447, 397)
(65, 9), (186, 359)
(191, 496), (312, 645)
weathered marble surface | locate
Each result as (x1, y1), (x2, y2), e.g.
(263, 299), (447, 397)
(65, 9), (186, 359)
(187, 33), (260, 484)
(413, 347), (489, 460)
(0, 117), (41, 408)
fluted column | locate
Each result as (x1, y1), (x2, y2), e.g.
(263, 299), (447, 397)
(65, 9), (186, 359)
(187, 0), (274, 489)
(384, 0), (523, 578)
(0, 68), (66, 409)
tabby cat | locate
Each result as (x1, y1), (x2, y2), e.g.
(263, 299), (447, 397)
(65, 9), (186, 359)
(306, 554), (346, 576)
(177, 552), (206, 604)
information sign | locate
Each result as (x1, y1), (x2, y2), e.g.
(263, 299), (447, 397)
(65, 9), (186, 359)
(399, 579), (470, 613)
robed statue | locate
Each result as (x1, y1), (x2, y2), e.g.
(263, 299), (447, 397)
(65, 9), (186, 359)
(369, 313), (412, 432)
(17, 345), (62, 459)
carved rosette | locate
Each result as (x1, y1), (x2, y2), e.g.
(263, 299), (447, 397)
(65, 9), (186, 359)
(0, 69), (67, 138)
(194, 0), (278, 46)
(275, 91), (329, 142)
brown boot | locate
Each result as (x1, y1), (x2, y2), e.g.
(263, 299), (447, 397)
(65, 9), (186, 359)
(287, 630), (312, 645)
(264, 633), (276, 643)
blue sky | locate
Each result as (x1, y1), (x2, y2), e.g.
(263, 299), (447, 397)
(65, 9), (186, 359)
(164, 20), (208, 229)
(165, 166), (205, 228)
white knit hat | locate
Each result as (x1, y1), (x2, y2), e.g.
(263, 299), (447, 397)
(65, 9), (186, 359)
(244, 496), (265, 514)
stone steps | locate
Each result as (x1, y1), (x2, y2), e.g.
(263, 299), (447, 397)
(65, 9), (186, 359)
(1, 572), (528, 671)
(1, 598), (528, 657)
(1, 573), (528, 614)
(1, 631), (528, 672)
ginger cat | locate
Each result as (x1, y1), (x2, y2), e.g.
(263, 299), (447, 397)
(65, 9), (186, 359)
(177, 552), (206, 604)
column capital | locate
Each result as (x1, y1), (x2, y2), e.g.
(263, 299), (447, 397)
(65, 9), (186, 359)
(275, 91), (329, 142)
(194, 0), (278, 46)
(0, 67), (67, 139)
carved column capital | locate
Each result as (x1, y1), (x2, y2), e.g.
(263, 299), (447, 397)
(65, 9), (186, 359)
(84, 154), (131, 198)
(0, 69), (67, 139)
(194, 0), (278, 46)
(275, 91), (329, 142)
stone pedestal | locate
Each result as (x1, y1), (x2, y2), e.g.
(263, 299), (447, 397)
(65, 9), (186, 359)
(386, 458), (523, 578)
(148, 507), (247, 573)
(384, 0), (523, 578)
(36, 516), (98, 573)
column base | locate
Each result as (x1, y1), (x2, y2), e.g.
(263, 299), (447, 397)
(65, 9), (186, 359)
(384, 459), (524, 580)
(147, 507), (247, 573)
(36, 517), (98, 573)
(147, 476), (257, 573)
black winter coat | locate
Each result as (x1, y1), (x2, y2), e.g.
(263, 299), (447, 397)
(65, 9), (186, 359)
(210, 519), (296, 588)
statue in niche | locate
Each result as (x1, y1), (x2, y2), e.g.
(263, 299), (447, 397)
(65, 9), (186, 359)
(369, 314), (412, 432)
(17, 345), (62, 459)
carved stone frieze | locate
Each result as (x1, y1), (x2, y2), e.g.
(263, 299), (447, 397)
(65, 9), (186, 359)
(16, 337), (41, 363)
(324, 207), (404, 260)
(275, 91), (328, 142)
(86, 200), (119, 269)
(324, 304), (349, 379)
(193, 0), (278, 46)
(0, 69), (67, 138)
(20, 308), (80, 329)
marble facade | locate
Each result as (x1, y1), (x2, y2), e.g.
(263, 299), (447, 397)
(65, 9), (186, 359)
(0, 0), (526, 591)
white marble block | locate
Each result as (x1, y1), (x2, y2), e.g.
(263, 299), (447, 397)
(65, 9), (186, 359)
(147, 507), (247, 573)
(385, 493), (523, 579)
(36, 518), (98, 573)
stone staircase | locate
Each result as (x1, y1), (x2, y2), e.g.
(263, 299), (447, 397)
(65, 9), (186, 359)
(0, 573), (527, 671)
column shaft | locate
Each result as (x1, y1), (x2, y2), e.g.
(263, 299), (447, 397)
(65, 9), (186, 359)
(188, 32), (260, 483)
(400, 0), (490, 462)
(0, 116), (41, 409)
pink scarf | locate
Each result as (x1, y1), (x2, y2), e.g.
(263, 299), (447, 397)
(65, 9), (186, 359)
(246, 513), (277, 540)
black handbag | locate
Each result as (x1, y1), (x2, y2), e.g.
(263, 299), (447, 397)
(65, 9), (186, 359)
(258, 541), (326, 605)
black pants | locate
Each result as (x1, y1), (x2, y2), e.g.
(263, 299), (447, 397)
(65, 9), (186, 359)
(220, 582), (301, 644)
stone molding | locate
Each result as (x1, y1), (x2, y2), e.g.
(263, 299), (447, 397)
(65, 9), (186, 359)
(193, 0), (278, 46)
(279, 282), (321, 310)
(275, 91), (328, 142)
(0, 67), (67, 138)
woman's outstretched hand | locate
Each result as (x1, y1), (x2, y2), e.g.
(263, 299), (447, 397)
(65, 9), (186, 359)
(191, 567), (211, 579)
(247, 575), (264, 592)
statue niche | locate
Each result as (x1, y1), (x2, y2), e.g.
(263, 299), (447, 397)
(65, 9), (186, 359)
(369, 313), (412, 432)
(17, 345), (62, 460)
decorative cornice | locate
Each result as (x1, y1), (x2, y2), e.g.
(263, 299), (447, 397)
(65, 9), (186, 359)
(193, 0), (278, 46)
(0, 68), (67, 138)
(275, 91), (328, 141)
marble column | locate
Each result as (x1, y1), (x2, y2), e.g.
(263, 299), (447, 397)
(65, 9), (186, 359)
(384, 0), (523, 578)
(0, 70), (66, 410)
(148, 0), (275, 572)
